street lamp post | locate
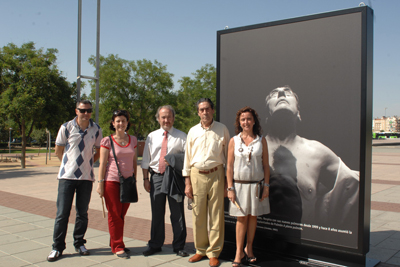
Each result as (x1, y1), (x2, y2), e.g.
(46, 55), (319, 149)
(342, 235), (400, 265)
(45, 128), (49, 165)
(49, 131), (51, 160)
(9, 128), (12, 154)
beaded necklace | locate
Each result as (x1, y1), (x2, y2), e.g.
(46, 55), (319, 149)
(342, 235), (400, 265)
(238, 133), (254, 165)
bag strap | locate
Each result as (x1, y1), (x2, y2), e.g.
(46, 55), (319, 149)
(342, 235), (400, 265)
(109, 136), (123, 179)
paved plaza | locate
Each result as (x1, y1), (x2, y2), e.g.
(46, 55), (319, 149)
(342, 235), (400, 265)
(0, 144), (399, 266)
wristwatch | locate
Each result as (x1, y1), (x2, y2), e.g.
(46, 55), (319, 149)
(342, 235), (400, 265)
(264, 183), (270, 187)
(227, 187), (235, 191)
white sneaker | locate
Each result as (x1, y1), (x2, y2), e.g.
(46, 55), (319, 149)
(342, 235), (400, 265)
(47, 250), (62, 261)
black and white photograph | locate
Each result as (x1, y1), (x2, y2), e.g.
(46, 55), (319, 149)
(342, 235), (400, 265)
(218, 7), (372, 250)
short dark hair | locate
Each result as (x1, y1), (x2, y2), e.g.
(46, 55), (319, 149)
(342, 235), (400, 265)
(155, 105), (175, 120)
(76, 100), (92, 108)
(234, 106), (262, 136)
(196, 98), (214, 112)
(109, 110), (131, 132)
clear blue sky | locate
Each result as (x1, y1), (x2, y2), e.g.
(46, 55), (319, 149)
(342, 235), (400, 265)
(2, 0), (399, 118)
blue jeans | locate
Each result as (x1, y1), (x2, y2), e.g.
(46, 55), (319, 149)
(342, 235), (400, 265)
(52, 179), (93, 252)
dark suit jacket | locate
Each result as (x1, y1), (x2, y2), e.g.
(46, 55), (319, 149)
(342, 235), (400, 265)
(160, 153), (185, 202)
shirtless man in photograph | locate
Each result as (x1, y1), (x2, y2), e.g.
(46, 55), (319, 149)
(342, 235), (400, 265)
(264, 86), (359, 230)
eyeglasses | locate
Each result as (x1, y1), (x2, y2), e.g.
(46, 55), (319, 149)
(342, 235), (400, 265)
(113, 110), (128, 115)
(187, 198), (193, 210)
(77, 108), (93, 114)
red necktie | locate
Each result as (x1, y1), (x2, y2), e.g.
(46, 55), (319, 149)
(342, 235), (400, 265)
(158, 131), (168, 173)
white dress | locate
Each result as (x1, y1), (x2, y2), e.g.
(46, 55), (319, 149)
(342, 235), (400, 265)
(229, 134), (270, 217)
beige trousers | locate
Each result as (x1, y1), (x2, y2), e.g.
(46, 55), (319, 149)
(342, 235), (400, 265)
(190, 166), (225, 258)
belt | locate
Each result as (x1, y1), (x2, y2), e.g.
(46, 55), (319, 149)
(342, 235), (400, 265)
(149, 168), (164, 176)
(234, 179), (264, 198)
(198, 166), (219, 174)
(234, 179), (263, 184)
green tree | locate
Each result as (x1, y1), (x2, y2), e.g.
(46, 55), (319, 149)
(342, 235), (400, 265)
(88, 54), (175, 138)
(0, 42), (76, 168)
(174, 64), (216, 133)
(31, 128), (47, 155)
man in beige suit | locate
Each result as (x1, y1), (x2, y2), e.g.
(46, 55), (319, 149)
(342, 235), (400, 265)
(183, 98), (230, 267)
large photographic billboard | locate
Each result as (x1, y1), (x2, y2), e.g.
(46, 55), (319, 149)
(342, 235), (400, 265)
(218, 6), (373, 263)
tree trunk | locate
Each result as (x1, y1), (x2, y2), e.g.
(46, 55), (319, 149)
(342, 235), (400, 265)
(20, 119), (26, 168)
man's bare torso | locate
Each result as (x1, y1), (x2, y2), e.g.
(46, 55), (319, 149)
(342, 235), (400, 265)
(266, 135), (340, 223)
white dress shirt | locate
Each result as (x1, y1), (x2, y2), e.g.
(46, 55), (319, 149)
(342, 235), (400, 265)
(141, 127), (187, 173)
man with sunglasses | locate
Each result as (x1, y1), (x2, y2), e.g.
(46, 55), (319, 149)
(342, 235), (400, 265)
(47, 100), (103, 262)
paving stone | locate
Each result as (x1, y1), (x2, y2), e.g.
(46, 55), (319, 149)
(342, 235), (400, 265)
(147, 248), (185, 262)
(0, 239), (46, 254)
(367, 247), (398, 262)
(13, 246), (54, 264)
(370, 230), (397, 246)
(123, 239), (148, 254)
(377, 238), (400, 250)
(387, 256), (400, 266)
(0, 215), (9, 221)
(0, 230), (9, 236)
(0, 206), (17, 214)
(16, 227), (52, 240)
(78, 246), (122, 264)
(0, 218), (26, 227)
(0, 222), (41, 234)
(0, 255), (30, 266)
(104, 255), (165, 267)
(83, 228), (109, 239)
(375, 211), (400, 222)
(32, 235), (53, 247)
(0, 233), (26, 245)
(31, 218), (56, 229)
(391, 232), (400, 240)
(1, 210), (35, 219)
(371, 184), (396, 194)
(87, 235), (110, 246)
(34, 253), (99, 266)
(371, 219), (391, 231)
(371, 210), (386, 218)
(15, 214), (52, 223)
(381, 222), (400, 232)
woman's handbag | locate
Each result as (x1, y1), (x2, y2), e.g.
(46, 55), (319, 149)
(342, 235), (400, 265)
(109, 136), (138, 203)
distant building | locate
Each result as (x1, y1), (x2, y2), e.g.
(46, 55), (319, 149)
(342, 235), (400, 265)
(373, 116), (399, 132)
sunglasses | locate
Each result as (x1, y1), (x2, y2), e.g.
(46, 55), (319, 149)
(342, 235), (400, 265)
(113, 110), (128, 115)
(77, 108), (93, 114)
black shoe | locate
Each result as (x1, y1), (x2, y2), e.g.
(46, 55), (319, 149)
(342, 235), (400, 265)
(47, 250), (62, 262)
(75, 245), (90, 255)
(115, 251), (130, 259)
(173, 249), (189, 257)
(124, 248), (130, 254)
(143, 246), (162, 256)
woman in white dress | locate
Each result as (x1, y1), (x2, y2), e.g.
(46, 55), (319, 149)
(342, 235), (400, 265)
(226, 106), (270, 267)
